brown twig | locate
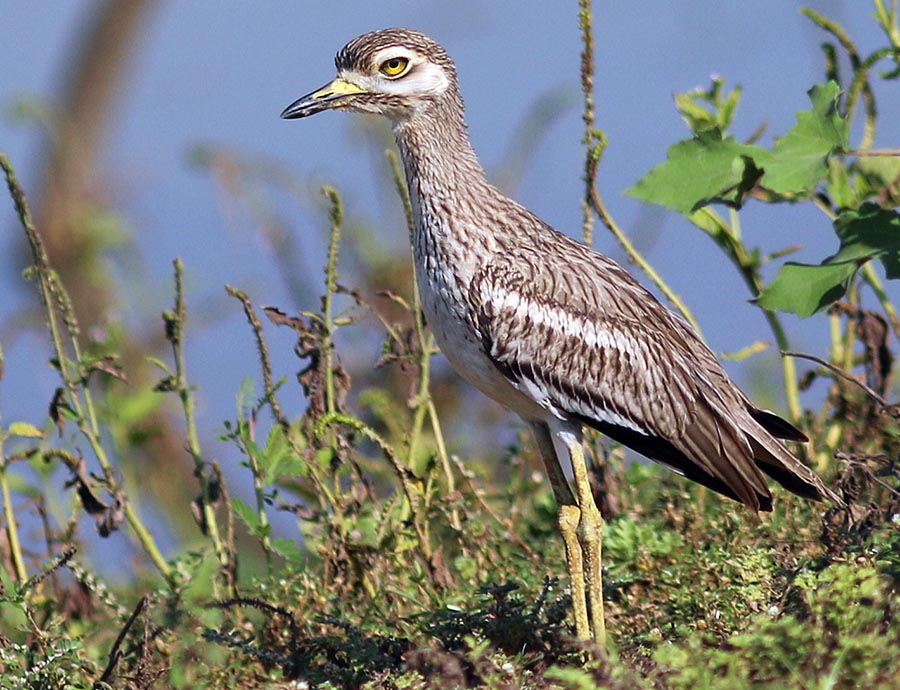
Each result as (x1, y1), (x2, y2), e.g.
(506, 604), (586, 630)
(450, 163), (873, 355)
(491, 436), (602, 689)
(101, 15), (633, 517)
(782, 350), (889, 407)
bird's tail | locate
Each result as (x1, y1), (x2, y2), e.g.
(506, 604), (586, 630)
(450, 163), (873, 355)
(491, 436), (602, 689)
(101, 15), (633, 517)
(745, 409), (844, 507)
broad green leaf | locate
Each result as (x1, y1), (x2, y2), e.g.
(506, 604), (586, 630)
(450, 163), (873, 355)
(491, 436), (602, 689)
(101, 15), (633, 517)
(626, 130), (764, 213)
(754, 82), (849, 194)
(6, 422), (43, 439)
(630, 81), (847, 212)
(831, 203), (900, 278)
(758, 204), (900, 317)
(756, 262), (857, 317)
(826, 158), (855, 210)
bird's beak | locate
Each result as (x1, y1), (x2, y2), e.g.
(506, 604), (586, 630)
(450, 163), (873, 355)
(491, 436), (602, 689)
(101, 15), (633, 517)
(280, 77), (367, 119)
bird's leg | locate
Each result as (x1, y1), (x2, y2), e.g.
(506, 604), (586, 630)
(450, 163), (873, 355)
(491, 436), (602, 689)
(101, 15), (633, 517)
(566, 437), (607, 646)
(557, 502), (590, 641)
(531, 423), (592, 642)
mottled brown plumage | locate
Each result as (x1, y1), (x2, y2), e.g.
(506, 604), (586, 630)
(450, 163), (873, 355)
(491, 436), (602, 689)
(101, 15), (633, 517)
(282, 28), (840, 644)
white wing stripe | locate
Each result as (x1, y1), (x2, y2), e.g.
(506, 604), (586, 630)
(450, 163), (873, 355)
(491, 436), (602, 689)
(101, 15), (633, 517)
(482, 282), (693, 437)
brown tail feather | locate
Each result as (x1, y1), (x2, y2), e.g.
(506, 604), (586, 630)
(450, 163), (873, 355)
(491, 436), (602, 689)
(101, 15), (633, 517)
(746, 431), (844, 507)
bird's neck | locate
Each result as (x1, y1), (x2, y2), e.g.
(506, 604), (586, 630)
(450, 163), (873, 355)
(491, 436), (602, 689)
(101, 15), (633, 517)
(392, 104), (501, 293)
(392, 98), (488, 203)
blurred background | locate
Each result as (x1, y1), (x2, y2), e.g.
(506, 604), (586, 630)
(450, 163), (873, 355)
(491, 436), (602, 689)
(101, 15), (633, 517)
(2, 1), (898, 573)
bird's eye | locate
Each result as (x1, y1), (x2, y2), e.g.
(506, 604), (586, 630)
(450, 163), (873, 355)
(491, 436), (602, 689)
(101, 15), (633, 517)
(379, 56), (410, 78)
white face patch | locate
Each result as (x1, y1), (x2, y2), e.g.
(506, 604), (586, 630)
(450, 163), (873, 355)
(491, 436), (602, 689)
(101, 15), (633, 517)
(339, 47), (450, 99)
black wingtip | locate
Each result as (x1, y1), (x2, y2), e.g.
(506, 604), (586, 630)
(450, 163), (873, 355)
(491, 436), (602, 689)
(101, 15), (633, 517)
(749, 407), (809, 442)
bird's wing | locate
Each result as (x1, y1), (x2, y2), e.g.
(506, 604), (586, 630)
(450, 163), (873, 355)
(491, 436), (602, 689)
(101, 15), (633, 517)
(470, 242), (772, 507)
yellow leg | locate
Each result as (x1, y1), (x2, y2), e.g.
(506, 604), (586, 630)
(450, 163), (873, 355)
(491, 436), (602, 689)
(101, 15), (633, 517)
(558, 503), (590, 641)
(531, 422), (606, 645)
(567, 438), (606, 646)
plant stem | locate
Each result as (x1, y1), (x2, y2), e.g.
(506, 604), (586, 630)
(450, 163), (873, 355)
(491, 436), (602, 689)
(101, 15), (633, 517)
(578, 0), (597, 246)
(861, 262), (900, 342)
(168, 259), (228, 581)
(321, 187), (342, 418)
(2, 152), (173, 583)
(226, 285), (289, 427)
(692, 208), (802, 421)
(1, 445), (28, 584)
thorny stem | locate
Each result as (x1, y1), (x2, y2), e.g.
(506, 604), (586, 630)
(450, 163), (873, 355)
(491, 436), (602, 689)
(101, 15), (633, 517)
(322, 187), (342, 419)
(167, 259), (228, 583)
(576, 4), (702, 335)
(1, 152), (172, 583)
(802, 7), (879, 150)
(243, 413), (273, 572)
(214, 461), (237, 578)
(578, 0), (597, 246)
(226, 285), (289, 427)
(225, 287), (291, 570)
(320, 187), (346, 505)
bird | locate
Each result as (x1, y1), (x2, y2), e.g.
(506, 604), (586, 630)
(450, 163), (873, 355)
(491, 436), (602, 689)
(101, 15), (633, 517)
(281, 28), (840, 645)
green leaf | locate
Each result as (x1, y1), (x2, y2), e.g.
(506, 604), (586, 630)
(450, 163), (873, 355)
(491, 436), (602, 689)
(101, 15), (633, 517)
(232, 498), (260, 531)
(314, 447), (334, 471)
(757, 204), (900, 318)
(673, 77), (743, 134)
(181, 550), (220, 606)
(271, 537), (305, 562)
(831, 203), (900, 277)
(260, 424), (304, 483)
(674, 91), (718, 132)
(756, 262), (858, 317)
(6, 422), (43, 439)
(235, 376), (256, 421)
(826, 157), (856, 210)
(754, 82), (848, 194)
(630, 81), (848, 213)
(626, 130), (765, 213)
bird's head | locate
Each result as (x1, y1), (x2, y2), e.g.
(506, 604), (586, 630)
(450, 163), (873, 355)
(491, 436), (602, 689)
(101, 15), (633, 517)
(281, 28), (459, 122)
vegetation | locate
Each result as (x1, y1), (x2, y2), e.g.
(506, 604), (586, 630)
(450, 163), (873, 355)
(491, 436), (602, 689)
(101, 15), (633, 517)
(1, 2), (899, 688)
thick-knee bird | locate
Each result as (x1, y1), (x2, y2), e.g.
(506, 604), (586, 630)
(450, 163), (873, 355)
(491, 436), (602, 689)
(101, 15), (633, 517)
(281, 28), (840, 644)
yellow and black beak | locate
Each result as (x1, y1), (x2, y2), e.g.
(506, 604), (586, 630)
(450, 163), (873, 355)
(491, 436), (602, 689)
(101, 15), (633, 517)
(281, 77), (367, 119)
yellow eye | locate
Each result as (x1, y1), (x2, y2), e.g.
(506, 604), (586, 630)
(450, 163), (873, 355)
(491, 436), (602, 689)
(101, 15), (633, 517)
(379, 56), (410, 77)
